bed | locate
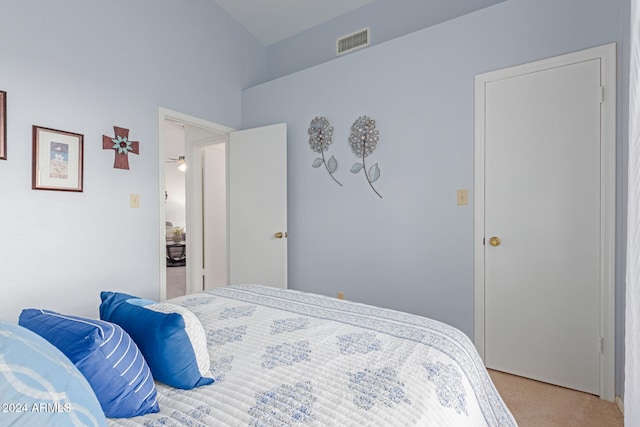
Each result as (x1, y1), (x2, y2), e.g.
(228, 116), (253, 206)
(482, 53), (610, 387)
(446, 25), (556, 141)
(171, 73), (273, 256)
(110, 285), (515, 427)
(2, 284), (516, 426)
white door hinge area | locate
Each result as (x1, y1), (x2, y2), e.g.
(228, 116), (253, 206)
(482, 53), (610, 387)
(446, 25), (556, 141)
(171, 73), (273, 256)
(599, 86), (604, 104)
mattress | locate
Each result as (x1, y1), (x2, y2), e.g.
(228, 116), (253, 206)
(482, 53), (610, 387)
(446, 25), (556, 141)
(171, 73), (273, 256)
(109, 285), (516, 426)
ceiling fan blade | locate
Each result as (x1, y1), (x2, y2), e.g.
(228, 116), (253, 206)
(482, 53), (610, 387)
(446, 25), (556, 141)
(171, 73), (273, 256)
(165, 155), (185, 164)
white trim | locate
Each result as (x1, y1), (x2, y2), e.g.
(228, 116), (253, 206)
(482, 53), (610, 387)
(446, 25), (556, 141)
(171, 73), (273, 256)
(158, 108), (233, 301)
(473, 69), (487, 361)
(473, 43), (616, 401)
(615, 396), (624, 414)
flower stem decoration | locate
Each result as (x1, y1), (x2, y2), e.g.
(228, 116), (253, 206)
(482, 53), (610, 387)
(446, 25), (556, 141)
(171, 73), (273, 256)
(308, 116), (343, 186)
(349, 116), (382, 198)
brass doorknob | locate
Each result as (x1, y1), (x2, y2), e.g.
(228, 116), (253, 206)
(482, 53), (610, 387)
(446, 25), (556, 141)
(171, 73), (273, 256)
(489, 236), (501, 247)
(274, 232), (283, 239)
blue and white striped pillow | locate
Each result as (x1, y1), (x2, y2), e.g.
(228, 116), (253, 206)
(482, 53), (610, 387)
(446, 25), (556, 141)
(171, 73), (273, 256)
(18, 309), (159, 418)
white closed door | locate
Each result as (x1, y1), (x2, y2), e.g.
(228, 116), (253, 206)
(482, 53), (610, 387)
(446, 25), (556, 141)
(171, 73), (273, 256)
(228, 123), (287, 288)
(482, 57), (604, 394)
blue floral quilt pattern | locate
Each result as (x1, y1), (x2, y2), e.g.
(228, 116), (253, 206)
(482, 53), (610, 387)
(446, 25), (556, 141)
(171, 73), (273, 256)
(107, 285), (516, 427)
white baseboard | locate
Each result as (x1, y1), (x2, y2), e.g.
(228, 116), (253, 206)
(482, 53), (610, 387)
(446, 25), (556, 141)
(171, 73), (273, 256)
(615, 396), (624, 414)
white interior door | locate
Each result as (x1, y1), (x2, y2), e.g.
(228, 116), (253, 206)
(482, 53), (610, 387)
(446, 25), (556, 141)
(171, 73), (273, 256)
(228, 123), (287, 288)
(475, 44), (616, 398)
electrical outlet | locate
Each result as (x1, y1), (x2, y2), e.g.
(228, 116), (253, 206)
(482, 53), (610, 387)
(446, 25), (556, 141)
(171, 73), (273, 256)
(337, 292), (345, 300)
(130, 194), (140, 208)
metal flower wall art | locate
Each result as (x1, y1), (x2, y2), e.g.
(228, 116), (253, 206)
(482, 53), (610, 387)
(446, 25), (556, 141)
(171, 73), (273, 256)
(349, 116), (382, 198)
(308, 116), (343, 186)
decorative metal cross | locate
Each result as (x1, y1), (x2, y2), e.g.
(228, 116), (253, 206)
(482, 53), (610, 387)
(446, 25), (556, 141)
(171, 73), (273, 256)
(103, 126), (139, 170)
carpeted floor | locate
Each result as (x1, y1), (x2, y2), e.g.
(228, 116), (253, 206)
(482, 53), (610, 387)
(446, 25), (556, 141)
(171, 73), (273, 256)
(489, 369), (623, 426)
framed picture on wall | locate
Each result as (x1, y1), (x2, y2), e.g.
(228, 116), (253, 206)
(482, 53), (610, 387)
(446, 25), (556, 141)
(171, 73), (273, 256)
(0, 91), (6, 160)
(32, 125), (84, 192)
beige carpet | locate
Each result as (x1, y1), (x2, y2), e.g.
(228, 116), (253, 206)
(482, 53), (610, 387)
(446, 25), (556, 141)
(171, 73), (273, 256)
(489, 369), (623, 426)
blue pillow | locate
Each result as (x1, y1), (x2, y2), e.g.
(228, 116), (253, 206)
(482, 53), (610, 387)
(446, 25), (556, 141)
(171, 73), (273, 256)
(0, 321), (108, 427)
(18, 310), (159, 418)
(100, 291), (213, 390)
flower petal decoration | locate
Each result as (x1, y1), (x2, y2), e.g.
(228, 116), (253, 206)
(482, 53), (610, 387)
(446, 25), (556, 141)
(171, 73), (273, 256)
(308, 116), (342, 186)
(349, 116), (379, 158)
(349, 116), (382, 198)
(112, 136), (133, 154)
(102, 126), (139, 170)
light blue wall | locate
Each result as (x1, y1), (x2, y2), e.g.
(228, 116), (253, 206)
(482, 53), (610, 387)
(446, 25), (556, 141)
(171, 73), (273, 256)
(265, 0), (507, 82)
(0, 0), (630, 399)
(242, 0), (630, 396)
(0, 0), (265, 321)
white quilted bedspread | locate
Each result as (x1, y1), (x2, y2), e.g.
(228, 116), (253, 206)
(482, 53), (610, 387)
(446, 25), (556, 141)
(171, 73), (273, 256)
(109, 285), (516, 427)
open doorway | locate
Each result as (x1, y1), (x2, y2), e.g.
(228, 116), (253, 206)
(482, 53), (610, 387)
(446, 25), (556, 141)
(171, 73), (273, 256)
(159, 108), (233, 301)
(164, 120), (187, 298)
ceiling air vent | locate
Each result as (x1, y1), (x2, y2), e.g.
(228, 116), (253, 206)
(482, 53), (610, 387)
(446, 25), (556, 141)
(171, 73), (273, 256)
(336, 28), (370, 56)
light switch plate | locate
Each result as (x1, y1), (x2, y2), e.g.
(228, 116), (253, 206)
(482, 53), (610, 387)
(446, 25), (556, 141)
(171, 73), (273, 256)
(130, 194), (140, 208)
(457, 189), (468, 206)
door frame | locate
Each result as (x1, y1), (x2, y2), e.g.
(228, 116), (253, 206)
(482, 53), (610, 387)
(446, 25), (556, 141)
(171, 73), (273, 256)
(473, 43), (616, 401)
(158, 108), (233, 300)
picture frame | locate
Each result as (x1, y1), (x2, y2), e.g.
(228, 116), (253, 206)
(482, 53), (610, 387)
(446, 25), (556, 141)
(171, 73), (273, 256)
(32, 125), (84, 192)
(0, 91), (6, 160)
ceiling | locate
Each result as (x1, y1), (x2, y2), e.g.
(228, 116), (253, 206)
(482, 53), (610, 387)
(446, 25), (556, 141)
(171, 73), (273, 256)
(214, 0), (377, 46)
